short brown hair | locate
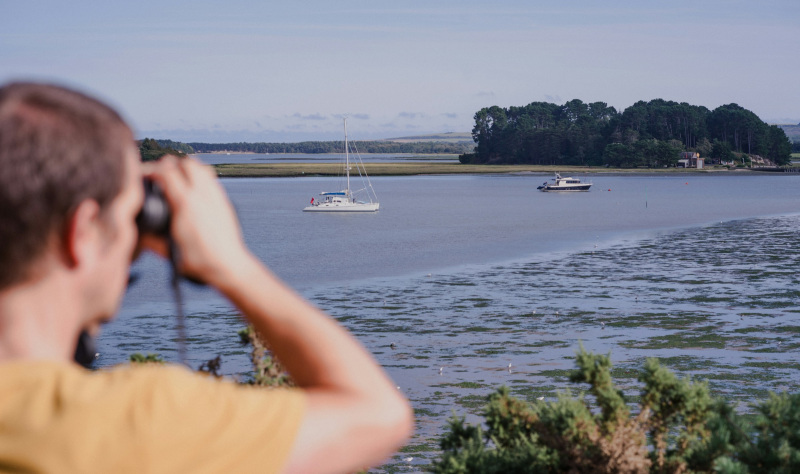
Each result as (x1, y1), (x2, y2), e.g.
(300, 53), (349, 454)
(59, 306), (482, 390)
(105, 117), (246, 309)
(0, 82), (132, 289)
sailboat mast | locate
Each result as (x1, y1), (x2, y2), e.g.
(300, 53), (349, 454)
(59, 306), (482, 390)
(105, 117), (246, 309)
(344, 117), (350, 197)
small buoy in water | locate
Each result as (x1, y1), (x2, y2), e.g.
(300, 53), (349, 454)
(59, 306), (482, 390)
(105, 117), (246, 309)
(608, 188), (611, 191)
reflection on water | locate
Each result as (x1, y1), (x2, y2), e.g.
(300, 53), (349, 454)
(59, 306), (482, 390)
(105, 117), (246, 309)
(99, 173), (800, 470)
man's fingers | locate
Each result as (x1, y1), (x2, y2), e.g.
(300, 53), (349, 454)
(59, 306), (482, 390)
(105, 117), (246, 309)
(146, 155), (193, 208)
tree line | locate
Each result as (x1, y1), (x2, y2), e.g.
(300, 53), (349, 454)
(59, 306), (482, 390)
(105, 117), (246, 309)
(138, 138), (188, 162)
(182, 140), (472, 155)
(461, 99), (792, 167)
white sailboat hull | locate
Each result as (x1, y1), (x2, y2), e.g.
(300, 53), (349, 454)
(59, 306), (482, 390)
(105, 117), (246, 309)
(303, 201), (379, 212)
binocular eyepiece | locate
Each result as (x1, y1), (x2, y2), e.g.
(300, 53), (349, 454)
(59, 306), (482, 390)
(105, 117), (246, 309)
(136, 179), (170, 237)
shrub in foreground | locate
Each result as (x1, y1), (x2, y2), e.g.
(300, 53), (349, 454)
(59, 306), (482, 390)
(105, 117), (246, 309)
(433, 347), (800, 473)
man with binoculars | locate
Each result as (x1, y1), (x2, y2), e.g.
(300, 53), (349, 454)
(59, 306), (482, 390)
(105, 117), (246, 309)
(0, 82), (412, 473)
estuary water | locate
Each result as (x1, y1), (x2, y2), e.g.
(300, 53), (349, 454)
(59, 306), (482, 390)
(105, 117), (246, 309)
(101, 172), (800, 469)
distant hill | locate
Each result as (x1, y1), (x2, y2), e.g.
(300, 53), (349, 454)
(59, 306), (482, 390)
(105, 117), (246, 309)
(778, 124), (800, 143)
(382, 132), (473, 144)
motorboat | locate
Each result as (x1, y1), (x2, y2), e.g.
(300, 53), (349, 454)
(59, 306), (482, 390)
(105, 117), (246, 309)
(537, 173), (592, 192)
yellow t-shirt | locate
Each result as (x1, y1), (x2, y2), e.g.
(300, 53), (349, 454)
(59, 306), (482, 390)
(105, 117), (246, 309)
(0, 361), (306, 473)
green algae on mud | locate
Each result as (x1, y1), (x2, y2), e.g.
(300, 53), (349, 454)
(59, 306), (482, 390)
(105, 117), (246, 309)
(299, 213), (800, 472)
(621, 331), (728, 350)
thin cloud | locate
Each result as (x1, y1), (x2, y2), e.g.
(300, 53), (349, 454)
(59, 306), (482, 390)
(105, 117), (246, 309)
(291, 113), (327, 121)
(398, 112), (422, 119)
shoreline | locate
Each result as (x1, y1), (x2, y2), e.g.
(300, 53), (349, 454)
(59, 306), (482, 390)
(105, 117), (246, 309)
(212, 162), (786, 178)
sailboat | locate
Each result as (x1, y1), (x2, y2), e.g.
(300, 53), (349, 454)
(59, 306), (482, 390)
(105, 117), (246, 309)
(303, 118), (380, 212)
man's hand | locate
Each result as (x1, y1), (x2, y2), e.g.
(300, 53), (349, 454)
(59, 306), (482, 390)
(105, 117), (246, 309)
(141, 156), (253, 288)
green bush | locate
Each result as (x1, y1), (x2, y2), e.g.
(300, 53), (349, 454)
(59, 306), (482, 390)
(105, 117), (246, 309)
(237, 325), (294, 387)
(432, 347), (800, 473)
(129, 352), (164, 364)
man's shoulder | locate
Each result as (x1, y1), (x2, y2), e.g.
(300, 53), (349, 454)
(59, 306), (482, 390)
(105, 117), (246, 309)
(0, 359), (307, 441)
(0, 359), (302, 405)
(0, 361), (307, 473)
(1, 359), (197, 390)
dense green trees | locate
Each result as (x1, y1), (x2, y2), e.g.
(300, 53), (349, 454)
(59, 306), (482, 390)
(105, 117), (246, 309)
(138, 138), (188, 162)
(464, 100), (615, 166)
(155, 139), (194, 154)
(603, 140), (685, 168)
(463, 99), (792, 167)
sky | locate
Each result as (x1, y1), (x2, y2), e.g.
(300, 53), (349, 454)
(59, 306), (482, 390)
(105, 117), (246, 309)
(2, 0), (798, 142)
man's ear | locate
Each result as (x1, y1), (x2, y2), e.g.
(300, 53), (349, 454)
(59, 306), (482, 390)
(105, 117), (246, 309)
(62, 199), (101, 269)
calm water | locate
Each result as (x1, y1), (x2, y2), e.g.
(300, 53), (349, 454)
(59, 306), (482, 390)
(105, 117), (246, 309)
(101, 172), (800, 470)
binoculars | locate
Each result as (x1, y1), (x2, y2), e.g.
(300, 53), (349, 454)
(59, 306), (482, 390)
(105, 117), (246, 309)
(136, 179), (170, 237)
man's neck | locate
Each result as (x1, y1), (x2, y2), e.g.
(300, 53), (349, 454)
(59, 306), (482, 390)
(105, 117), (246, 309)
(0, 270), (83, 362)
